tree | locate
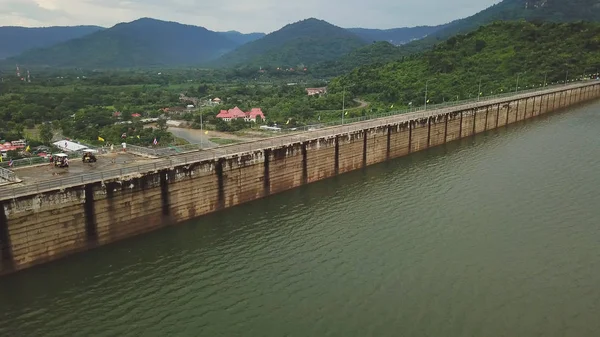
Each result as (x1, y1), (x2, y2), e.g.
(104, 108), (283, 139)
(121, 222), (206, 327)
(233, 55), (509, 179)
(156, 118), (169, 132)
(39, 123), (54, 145)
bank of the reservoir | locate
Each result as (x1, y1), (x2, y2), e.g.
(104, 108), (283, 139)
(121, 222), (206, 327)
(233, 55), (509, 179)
(1, 82), (599, 275)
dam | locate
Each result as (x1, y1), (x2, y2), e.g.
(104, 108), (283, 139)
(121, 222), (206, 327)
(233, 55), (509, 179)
(1, 81), (599, 275)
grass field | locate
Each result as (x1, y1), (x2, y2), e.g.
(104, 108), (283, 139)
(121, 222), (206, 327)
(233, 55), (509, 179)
(209, 137), (242, 145)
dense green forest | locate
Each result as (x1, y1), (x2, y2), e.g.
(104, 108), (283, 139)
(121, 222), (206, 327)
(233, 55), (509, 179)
(331, 21), (600, 106)
(397, 0), (600, 56)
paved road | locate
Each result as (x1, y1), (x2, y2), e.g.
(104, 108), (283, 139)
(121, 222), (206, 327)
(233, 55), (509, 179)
(0, 81), (595, 201)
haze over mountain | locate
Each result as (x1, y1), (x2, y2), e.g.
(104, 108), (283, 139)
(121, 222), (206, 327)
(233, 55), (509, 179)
(213, 18), (368, 68)
(7, 18), (261, 68)
(220, 31), (266, 45)
(347, 26), (447, 45)
(0, 26), (104, 60)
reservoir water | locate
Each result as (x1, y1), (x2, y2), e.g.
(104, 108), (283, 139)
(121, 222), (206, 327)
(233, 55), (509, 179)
(1, 101), (600, 337)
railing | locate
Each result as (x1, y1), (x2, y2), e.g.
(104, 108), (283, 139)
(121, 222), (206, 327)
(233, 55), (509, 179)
(0, 80), (597, 201)
(0, 167), (17, 183)
(127, 143), (205, 158)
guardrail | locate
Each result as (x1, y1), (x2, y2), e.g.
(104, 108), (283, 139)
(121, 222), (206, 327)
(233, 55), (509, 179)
(0, 80), (596, 201)
(0, 167), (17, 183)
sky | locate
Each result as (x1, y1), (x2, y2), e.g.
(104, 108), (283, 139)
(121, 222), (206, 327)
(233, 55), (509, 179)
(0, 0), (502, 33)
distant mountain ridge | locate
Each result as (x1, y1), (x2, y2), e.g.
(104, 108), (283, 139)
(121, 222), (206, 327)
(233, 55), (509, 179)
(213, 18), (368, 68)
(347, 25), (446, 45)
(0, 25), (104, 59)
(7, 18), (263, 68)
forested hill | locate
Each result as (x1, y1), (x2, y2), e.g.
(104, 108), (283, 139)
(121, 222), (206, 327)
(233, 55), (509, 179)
(0, 26), (103, 59)
(313, 41), (406, 77)
(213, 18), (367, 68)
(332, 21), (600, 105)
(6, 18), (245, 68)
(399, 0), (600, 55)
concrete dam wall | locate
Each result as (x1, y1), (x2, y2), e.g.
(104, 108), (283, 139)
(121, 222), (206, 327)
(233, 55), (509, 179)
(1, 82), (599, 275)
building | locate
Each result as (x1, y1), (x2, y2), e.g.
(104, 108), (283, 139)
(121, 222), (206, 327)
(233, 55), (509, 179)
(306, 87), (327, 96)
(216, 106), (265, 122)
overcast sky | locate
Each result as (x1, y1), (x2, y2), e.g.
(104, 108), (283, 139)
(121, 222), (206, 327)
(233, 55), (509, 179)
(1, 0), (501, 33)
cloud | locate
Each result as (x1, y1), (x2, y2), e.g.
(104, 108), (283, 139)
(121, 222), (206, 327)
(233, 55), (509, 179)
(0, 0), (502, 32)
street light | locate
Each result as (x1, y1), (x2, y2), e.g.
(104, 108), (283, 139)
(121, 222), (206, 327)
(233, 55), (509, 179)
(424, 79), (434, 110)
(341, 84), (353, 125)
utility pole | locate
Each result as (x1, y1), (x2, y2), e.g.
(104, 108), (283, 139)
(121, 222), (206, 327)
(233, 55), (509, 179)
(342, 87), (345, 125)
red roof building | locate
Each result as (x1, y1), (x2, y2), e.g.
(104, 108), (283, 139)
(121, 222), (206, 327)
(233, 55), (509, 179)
(216, 107), (265, 122)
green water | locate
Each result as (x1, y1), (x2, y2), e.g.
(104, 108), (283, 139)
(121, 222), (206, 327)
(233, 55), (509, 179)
(1, 102), (600, 337)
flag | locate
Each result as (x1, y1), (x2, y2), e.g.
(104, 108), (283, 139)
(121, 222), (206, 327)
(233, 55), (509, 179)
(390, 104), (394, 109)
(9, 159), (13, 167)
(286, 119), (290, 125)
(153, 138), (158, 145)
(136, 135), (140, 139)
(25, 145), (30, 152)
(345, 111), (348, 116)
(427, 100), (430, 103)
(98, 136), (105, 142)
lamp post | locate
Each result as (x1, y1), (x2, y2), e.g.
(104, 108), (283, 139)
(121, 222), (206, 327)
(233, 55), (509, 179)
(200, 110), (203, 149)
(478, 78), (482, 101)
(424, 79), (432, 110)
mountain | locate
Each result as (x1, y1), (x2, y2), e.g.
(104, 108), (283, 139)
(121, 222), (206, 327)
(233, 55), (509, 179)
(7, 18), (242, 68)
(0, 26), (104, 59)
(400, 0), (600, 54)
(346, 26), (446, 45)
(333, 21), (600, 105)
(213, 18), (368, 68)
(220, 31), (266, 45)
